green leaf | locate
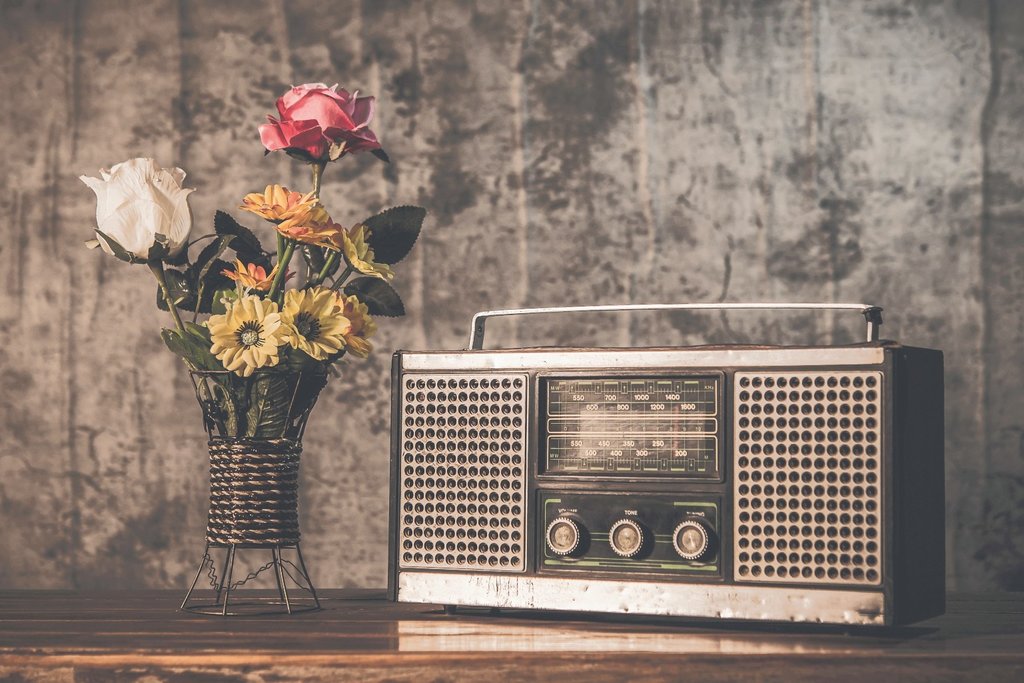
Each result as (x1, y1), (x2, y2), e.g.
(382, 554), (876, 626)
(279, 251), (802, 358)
(160, 327), (187, 355)
(194, 261), (235, 314)
(210, 288), (237, 315)
(344, 277), (405, 317)
(244, 372), (292, 438)
(214, 211), (270, 269)
(157, 231), (235, 315)
(300, 244), (339, 283)
(362, 205), (425, 264)
(300, 244), (325, 276)
(189, 236), (234, 313)
(280, 348), (323, 373)
(165, 241), (190, 267)
(156, 262), (233, 315)
(193, 235), (234, 278)
(208, 374), (242, 436)
(183, 321), (212, 343)
(160, 327), (221, 371)
(158, 234), (236, 314)
(290, 369), (328, 425)
(371, 148), (391, 163)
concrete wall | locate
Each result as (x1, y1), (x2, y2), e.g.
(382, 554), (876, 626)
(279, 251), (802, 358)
(0, 0), (1021, 591)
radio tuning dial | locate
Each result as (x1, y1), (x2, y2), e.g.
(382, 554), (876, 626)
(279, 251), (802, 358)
(608, 519), (647, 558)
(546, 517), (583, 557)
(673, 519), (711, 560)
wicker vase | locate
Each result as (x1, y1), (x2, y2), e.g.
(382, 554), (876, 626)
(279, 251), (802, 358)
(180, 369), (328, 615)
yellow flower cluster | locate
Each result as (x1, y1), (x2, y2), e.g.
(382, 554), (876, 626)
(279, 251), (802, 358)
(206, 287), (376, 376)
(240, 184), (393, 279)
(240, 184), (338, 249)
(336, 224), (394, 281)
(338, 294), (376, 358)
(239, 185), (312, 222)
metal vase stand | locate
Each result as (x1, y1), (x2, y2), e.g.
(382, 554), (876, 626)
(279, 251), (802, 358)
(181, 371), (325, 616)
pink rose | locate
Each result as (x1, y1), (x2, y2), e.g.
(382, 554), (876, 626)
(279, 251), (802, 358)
(259, 83), (385, 162)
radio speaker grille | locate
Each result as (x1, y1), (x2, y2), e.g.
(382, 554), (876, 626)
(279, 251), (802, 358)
(733, 371), (882, 586)
(398, 372), (528, 571)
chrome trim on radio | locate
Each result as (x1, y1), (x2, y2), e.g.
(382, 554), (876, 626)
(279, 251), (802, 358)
(468, 303), (884, 348)
(397, 572), (887, 625)
(401, 347), (887, 371)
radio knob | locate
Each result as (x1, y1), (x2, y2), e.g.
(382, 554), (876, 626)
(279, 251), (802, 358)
(672, 519), (712, 560)
(546, 517), (583, 557)
(608, 519), (647, 558)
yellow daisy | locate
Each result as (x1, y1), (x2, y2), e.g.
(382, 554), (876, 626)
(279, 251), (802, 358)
(240, 184), (315, 223)
(281, 287), (351, 361)
(207, 295), (285, 377)
(339, 294), (377, 358)
(335, 224), (394, 280)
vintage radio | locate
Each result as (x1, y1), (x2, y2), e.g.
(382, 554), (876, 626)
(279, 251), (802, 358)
(387, 303), (944, 626)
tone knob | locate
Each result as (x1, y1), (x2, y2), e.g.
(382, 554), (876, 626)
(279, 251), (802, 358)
(673, 519), (711, 560)
(608, 518), (647, 558)
(546, 517), (582, 557)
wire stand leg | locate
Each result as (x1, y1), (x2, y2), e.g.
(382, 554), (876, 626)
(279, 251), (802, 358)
(294, 543), (321, 609)
(213, 545), (231, 605)
(272, 546), (292, 614)
(221, 545), (237, 617)
(271, 546), (286, 604)
(180, 542), (210, 610)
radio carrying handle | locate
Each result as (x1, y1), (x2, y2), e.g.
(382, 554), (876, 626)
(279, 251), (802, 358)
(468, 303), (883, 350)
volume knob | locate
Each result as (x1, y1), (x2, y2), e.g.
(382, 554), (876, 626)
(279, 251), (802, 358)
(673, 519), (711, 560)
(546, 517), (582, 557)
(608, 519), (647, 558)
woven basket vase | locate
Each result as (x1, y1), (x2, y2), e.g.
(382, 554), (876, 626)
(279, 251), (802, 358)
(189, 369), (328, 547)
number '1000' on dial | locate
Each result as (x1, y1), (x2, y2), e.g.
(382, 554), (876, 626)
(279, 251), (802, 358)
(543, 376), (719, 477)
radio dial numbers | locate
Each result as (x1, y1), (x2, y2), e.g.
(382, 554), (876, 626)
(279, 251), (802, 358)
(545, 376), (720, 476)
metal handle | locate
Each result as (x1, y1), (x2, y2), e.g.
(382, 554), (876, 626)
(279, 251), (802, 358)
(468, 302), (883, 350)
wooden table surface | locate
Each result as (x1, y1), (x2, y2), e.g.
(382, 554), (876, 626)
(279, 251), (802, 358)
(1, 590), (1022, 682)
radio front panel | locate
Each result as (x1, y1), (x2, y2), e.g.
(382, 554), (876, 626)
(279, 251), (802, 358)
(390, 343), (944, 626)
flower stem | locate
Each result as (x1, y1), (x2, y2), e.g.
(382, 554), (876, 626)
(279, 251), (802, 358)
(330, 265), (354, 292)
(148, 260), (186, 333)
(302, 159), (329, 288)
(267, 239), (296, 303)
(307, 250), (340, 287)
(186, 233), (218, 248)
(311, 160), (326, 198)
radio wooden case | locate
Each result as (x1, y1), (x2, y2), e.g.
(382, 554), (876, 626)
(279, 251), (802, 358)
(387, 304), (944, 626)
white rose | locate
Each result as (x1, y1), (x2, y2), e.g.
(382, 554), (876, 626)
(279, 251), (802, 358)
(80, 158), (195, 261)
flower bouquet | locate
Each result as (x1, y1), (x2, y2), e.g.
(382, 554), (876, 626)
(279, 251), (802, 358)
(81, 83), (425, 614)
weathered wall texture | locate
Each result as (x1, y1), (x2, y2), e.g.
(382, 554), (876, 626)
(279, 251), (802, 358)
(0, 0), (1021, 591)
